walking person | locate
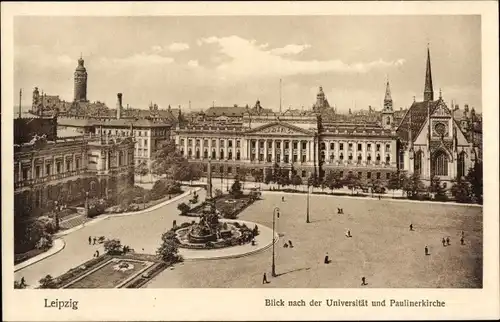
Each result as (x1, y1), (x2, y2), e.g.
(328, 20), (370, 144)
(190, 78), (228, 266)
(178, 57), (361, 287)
(93, 237), (97, 245)
(282, 196), (285, 202)
(95, 250), (100, 257)
(409, 223), (413, 231)
(446, 237), (451, 246)
(460, 237), (465, 245)
(442, 238), (446, 247)
(461, 230), (465, 238)
(288, 240), (293, 248)
(324, 252), (330, 264)
(20, 277), (26, 287)
(425, 246), (429, 256)
(88, 236), (92, 245)
(361, 277), (367, 286)
(262, 273), (269, 284)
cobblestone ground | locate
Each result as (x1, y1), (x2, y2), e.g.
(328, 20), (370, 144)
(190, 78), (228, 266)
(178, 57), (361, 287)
(145, 193), (482, 288)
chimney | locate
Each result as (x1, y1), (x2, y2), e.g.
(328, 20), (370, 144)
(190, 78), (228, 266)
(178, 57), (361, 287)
(116, 93), (123, 119)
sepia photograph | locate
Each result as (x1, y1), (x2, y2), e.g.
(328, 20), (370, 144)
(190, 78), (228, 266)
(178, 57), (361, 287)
(2, 1), (499, 321)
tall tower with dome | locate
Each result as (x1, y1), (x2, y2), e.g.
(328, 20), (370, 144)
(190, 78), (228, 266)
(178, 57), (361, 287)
(74, 55), (88, 102)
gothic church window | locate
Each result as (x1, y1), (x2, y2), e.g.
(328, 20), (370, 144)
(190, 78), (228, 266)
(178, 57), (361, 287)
(414, 150), (423, 175)
(457, 152), (466, 178)
(432, 150), (449, 176)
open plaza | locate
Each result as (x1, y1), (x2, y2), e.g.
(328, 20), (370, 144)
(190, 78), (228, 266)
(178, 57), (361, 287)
(15, 183), (482, 289)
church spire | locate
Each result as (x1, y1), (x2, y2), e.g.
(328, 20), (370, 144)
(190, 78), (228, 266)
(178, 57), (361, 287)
(424, 44), (434, 101)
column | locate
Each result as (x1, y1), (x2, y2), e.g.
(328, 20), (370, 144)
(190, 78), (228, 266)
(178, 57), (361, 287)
(183, 137), (188, 158)
(192, 138), (196, 160)
(216, 138), (220, 160)
(224, 139), (228, 160)
(264, 139), (268, 162)
(31, 157), (35, 180)
(200, 138), (204, 159)
(18, 162), (22, 182)
(73, 153), (77, 171)
(280, 140), (284, 164)
(271, 140), (276, 163)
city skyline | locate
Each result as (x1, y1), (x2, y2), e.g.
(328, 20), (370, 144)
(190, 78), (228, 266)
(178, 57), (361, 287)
(14, 15), (481, 113)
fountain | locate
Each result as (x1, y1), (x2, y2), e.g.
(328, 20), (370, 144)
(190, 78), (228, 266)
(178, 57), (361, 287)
(174, 159), (251, 248)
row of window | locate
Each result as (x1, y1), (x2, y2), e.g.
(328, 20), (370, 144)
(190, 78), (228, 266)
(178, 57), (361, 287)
(98, 129), (167, 137)
(182, 139), (241, 148)
(180, 139), (391, 152)
(20, 158), (82, 181)
(320, 142), (390, 152)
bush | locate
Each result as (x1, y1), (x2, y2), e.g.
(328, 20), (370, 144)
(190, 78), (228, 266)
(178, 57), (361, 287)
(103, 238), (122, 255)
(150, 179), (182, 200)
(87, 198), (107, 218)
(39, 274), (57, 289)
(177, 202), (190, 215)
(157, 233), (180, 263)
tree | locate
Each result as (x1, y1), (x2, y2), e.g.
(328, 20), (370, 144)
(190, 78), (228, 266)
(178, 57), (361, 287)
(157, 231), (181, 263)
(264, 169), (273, 184)
(386, 172), (401, 197)
(466, 162), (483, 204)
(135, 161), (149, 183)
(151, 139), (201, 183)
(237, 168), (249, 188)
(230, 179), (243, 198)
(276, 169), (291, 188)
(450, 177), (473, 203)
(404, 173), (425, 199)
(39, 274), (57, 289)
(251, 169), (263, 183)
(104, 238), (123, 255)
(290, 174), (303, 189)
(324, 171), (343, 193)
(343, 172), (361, 195)
(429, 176), (448, 201)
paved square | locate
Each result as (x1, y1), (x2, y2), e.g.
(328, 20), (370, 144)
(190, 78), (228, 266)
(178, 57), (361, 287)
(146, 193), (482, 288)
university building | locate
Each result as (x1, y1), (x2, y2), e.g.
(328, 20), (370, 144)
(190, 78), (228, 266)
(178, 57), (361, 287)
(174, 47), (479, 186)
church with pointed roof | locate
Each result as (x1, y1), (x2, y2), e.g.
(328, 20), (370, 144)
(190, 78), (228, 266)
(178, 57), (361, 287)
(396, 47), (477, 185)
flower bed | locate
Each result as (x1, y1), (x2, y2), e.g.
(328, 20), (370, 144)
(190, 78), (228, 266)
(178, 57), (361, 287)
(123, 262), (170, 289)
(14, 248), (49, 265)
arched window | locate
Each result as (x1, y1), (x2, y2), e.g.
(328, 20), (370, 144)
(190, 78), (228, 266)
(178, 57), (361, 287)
(457, 151), (466, 178)
(220, 149), (224, 159)
(321, 151), (325, 162)
(203, 150), (208, 159)
(398, 149), (405, 170)
(340, 153), (344, 160)
(432, 150), (449, 176)
(414, 150), (423, 175)
(212, 149), (216, 159)
(196, 150), (200, 159)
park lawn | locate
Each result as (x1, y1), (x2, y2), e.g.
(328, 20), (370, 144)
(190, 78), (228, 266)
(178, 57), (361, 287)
(146, 193), (482, 288)
(66, 259), (149, 288)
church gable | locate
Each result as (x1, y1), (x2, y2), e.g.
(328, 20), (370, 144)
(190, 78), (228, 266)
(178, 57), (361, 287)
(246, 122), (313, 136)
(431, 101), (451, 118)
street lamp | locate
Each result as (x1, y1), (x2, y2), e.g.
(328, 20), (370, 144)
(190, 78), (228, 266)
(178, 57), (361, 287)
(306, 181), (311, 223)
(272, 206), (280, 277)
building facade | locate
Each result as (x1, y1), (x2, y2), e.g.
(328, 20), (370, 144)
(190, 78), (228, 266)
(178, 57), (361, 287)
(175, 88), (398, 183)
(14, 117), (135, 251)
(396, 47), (477, 185)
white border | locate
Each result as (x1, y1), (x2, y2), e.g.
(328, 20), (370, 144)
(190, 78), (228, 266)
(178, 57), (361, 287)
(2, 2), (498, 321)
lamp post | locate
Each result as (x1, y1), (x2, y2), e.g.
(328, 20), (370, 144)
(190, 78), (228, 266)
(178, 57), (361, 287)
(272, 206), (280, 277)
(306, 182), (311, 223)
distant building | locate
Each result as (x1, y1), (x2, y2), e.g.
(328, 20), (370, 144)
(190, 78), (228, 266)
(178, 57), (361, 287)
(14, 117), (134, 252)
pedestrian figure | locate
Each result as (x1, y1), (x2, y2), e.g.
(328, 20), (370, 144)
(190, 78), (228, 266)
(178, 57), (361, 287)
(88, 236), (92, 245)
(346, 230), (352, 238)
(262, 273), (269, 284)
(361, 277), (367, 286)
(446, 237), (451, 246)
(460, 237), (465, 245)
(95, 250), (99, 257)
(341, 208), (344, 214)
(425, 246), (429, 255)
(93, 237), (96, 245)
(461, 230), (465, 237)
(288, 240), (293, 248)
(409, 224), (413, 231)
(442, 238), (446, 247)
(20, 277), (26, 287)
(378, 195), (381, 200)
(283, 243), (289, 248)
(337, 208), (341, 214)
(324, 253), (330, 264)
(282, 196), (285, 202)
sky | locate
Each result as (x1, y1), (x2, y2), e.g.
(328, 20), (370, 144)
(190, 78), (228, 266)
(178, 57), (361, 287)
(14, 15), (482, 113)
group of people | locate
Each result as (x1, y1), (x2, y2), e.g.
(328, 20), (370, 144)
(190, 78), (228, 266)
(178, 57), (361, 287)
(421, 229), (466, 256)
(283, 240), (294, 248)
